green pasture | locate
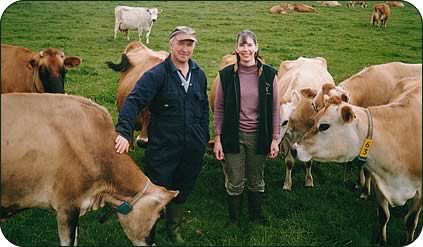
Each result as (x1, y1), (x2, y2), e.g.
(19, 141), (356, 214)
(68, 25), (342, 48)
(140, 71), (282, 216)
(1, 1), (422, 246)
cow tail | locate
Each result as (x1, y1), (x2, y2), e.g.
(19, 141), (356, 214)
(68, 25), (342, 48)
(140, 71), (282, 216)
(105, 53), (130, 72)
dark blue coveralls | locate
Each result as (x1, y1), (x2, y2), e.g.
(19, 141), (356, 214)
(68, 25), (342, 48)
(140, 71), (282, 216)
(116, 56), (209, 203)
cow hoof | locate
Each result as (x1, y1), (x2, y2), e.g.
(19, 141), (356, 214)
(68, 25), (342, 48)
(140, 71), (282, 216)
(282, 185), (292, 191)
(135, 139), (148, 149)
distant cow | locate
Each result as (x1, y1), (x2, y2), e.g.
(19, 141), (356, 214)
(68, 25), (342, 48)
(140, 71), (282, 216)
(347, 1), (368, 8)
(277, 57), (334, 191)
(270, 3), (293, 14)
(106, 41), (168, 148)
(371, 3), (391, 28)
(294, 79), (422, 246)
(114, 6), (163, 44)
(1, 93), (179, 246)
(1, 44), (81, 94)
(293, 3), (316, 12)
(319, 1), (342, 7)
(386, 1), (405, 7)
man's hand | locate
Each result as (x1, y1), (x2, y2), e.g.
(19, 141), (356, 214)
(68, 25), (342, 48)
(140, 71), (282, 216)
(115, 135), (129, 154)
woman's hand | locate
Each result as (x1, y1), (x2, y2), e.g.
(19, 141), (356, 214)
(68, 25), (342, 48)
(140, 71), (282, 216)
(115, 135), (130, 154)
(269, 139), (280, 159)
(214, 135), (225, 160)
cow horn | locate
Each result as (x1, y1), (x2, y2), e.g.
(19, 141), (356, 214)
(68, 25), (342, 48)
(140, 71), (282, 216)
(39, 51), (44, 57)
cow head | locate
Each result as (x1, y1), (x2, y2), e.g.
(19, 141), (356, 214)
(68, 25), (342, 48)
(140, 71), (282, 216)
(29, 48), (81, 93)
(147, 8), (162, 23)
(118, 185), (178, 246)
(284, 88), (318, 144)
(294, 96), (360, 163)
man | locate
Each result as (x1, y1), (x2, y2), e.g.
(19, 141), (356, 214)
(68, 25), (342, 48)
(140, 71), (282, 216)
(115, 26), (209, 244)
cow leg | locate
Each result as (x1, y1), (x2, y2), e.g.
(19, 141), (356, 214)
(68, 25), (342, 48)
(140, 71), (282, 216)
(138, 28), (143, 43)
(146, 30), (151, 44)
(56, 207), (80, 246)
(374, 190), (390, 246)
(125, 30), (130, 41)
(282, 152), (295, 191)
(135, 109), (150, 148)
(114, 19), (120, 39)
(304, 160), (313, 188)
(360, 167), (371, 200)
(404, 191), (422, 244)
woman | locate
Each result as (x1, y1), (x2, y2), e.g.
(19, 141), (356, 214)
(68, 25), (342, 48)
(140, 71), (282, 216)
(213, 30), (280, 225)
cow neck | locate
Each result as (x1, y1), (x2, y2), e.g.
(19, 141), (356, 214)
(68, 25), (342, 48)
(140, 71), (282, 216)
(99, 178), (151, 223)
(32, 68), (43, 93)
(353, 108), (374, 167)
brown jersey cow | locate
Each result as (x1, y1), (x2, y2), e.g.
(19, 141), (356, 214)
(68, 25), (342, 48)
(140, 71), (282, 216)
(1, 93), (178, 246)
(1, 44), (81, 94)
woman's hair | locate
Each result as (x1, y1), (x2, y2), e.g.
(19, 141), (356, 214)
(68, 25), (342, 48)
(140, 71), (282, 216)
(235, 30), (259, 61)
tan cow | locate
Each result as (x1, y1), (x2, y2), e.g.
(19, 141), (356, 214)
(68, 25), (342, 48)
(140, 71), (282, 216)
(319, 1), (342, 7)
(371, 3), (391, 28)
(277, 57), (334, 191)
(1, 93), (179, 246)
(106, 41), (168, 148)
(347, 1), (368, 8)
(294, 79), (422, 245)
(293, 3), (316, 12)
(385, 1), (405, 7)
(1, 44), (81, 94)
(270, 3), (293, 14)
(306, 62), (422, 198)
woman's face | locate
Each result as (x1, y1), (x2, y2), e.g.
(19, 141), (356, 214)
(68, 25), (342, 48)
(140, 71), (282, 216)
(235, 36), (258, 65)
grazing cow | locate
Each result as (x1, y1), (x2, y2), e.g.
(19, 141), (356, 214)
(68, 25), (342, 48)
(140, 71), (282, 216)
(1, 44), (81, 94)
(270, 3), (293, 14)
(347, 1), (368, 8)
(106, 41), (168, 148)
(319, 1), (342, 7)
(293, 3), (316, 13)
(308, 62), (422, 198)
(114, 6), (163, 44)
(277, 57), (334, 191)
(1, 93), (179, 246)
(371, 3), (391, 28)
(294, 79), (422, 245)
(385, 1), (405, 7)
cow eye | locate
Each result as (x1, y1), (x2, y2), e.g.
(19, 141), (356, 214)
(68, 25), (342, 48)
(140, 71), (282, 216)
(281, 120), (288, 127)
(318, 123), (330, 132)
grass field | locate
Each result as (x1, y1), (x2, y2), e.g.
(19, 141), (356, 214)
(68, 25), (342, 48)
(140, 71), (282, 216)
(1, 1), (422, 246)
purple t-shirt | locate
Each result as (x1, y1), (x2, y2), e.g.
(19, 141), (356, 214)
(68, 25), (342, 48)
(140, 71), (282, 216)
(214, 63), (280, 139)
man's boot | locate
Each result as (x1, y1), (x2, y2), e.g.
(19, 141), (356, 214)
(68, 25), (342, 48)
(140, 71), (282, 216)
(247, 190), (265, 225)
(227, 194), (242, 226)
(166, 202), (185, 244)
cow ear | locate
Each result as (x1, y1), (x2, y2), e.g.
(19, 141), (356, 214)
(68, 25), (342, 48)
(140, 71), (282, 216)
(158, 8), (163, 13)
(300, 88), (317, 98)
(64, 56), (82, 68)
(291, 90), (300, 106)
(340, 106), (355, 124)
(278, 60), (293, 79)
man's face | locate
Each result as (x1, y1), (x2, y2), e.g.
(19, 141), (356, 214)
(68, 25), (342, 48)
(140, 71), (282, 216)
(170, 39), (195, 64)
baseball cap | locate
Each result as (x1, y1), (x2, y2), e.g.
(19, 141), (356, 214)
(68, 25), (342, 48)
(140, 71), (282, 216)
(169, 26), (197, 42)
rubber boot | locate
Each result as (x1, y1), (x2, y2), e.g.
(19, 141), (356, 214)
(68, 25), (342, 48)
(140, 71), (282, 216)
(227, 194), (242, 226)
(166, 203), (185, 244)
(247, 191), (265, 225)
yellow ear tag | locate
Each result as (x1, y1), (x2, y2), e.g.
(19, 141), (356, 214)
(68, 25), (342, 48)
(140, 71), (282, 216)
(359, 138), (373, 159)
